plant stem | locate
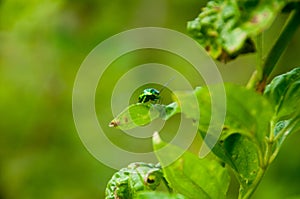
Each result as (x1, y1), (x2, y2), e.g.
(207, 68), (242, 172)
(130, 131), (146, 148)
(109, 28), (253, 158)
(256, 33), (264, 80)
(239, 168), (265, 199)
(238, 141), (273, 199)
(238, 133), (276, 199)
(246, 33), (263, 90)
(256, 7), (300, 92)
(246, 70), (259, 90)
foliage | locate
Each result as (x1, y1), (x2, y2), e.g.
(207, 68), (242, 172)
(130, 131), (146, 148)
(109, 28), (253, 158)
(264, 67), (300, 155)
(108, 69), (300, 199)
(1, 0), (299, 199)
(107, 0), (300, 199)
(187, 0), (286, 62)
(105, 162), (163, 199)
(153, 132), (230, 199)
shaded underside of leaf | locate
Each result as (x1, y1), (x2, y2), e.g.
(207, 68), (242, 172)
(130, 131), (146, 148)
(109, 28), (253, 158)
(216, 134), (259, 186)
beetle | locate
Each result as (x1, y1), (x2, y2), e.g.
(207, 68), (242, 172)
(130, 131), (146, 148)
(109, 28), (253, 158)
(138, 88), (160, 103)
(137, 77), (175, 104)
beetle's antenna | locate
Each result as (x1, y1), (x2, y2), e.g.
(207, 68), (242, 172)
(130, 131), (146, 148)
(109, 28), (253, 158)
(159, 76), (176, 94)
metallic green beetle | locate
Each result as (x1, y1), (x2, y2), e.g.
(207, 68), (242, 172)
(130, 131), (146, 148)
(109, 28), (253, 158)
(105, 162), (163, 199)
(138, 88), (160, 103)
(138, 77), (175, 104)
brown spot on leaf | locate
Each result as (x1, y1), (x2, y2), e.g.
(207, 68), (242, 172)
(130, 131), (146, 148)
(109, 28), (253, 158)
(222, 125), (229, 131)
(251, 15), (259, 23)
(205, 45), (210, 52)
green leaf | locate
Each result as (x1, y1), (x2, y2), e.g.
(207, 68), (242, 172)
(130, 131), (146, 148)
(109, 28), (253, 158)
(153, 133), (230, 199)
(108, 104), (159, 130)
(194, 84), (272, 196)
(172, 87), (201, 120)
(207, 85), (271, 185)
(109, 103), (180, 130)
(176, 84), (273, 149)
(264, 67), (300, 148)
(135, 192), (187, 199)
(264, 67), (300, 121)
(187, 0), (286, 62)
(160, 102), (181, 120)
(214, 134), (260, 193)
(105, 162), (163, 199)
(219, 84), (273, 145)
(109, 84), (273, 195)
(175, 84), (273, 192)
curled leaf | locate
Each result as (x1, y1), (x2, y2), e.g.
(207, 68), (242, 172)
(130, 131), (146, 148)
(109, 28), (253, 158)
(105, 162), (163, 199)
(188, 0), (286, 62)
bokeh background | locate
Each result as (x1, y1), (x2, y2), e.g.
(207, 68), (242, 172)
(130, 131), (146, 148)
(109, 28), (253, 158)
(1, 0), (300, 198)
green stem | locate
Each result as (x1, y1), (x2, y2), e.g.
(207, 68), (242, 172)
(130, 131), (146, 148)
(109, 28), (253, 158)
(240, 5), (300, 199)
(246, 33), (264, 90)
(238, 142), (272, 199)
(246, 70), (259, 90)
(256, 33), (264, 79)
(239, 168), (265, 199)
(238, 134), (275, 198)
(256, 7), (300, 91)
(269, 144), (280, 164)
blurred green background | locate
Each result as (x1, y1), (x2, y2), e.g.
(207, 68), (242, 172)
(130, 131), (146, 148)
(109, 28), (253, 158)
(1, 0), (300, 199)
